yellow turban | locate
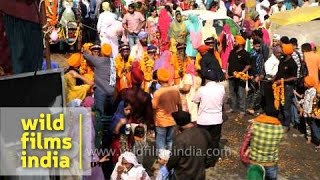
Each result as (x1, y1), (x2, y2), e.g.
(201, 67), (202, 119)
(304, 76), (316, 88)
(282, 44), (294, 55)
(67, 53), (82, 68)
(101, 44), (112, 57)
(157, 68), (170, 82)
(235, 35), (245, 45)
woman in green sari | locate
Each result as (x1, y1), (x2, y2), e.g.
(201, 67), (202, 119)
(169, 11), (187, 53)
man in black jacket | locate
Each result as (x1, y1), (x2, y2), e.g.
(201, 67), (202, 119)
(167, 110), (214, 180)
(198, 45), (225, 82)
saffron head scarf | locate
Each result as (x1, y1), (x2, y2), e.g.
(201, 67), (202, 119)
(67, 53), (82, 68)
(157, 68), (170, 82)
(101, 44), (112, 57)
(235, 35), (246, 45)
(282, 44), (294, 55)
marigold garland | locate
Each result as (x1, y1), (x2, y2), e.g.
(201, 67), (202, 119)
(115, 54), (134, 78)
(313, 108), (320, 117)
(233, 71), (250, 81)
(140, 52), (154, 81)
(272, 78), (285, 110)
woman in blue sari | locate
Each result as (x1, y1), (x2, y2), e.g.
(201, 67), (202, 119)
(185, 14), (202, 61)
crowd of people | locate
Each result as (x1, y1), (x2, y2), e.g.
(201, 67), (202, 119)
(1, 0), (320, 179)
(61, 0), (320, 179)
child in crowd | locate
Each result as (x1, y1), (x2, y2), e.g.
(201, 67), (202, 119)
(132, 125), (148, 163)
(149, 70), (161, 96)
(151, 149), (171, 180)
(297, 77), (319, 147)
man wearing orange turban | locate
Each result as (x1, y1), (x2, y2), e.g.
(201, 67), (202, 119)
(153, 67), (182, 152)
(197, 44), (225, 83)
(83, 45), (115, 115)
(273, 42), (298, 132)
(197, 45), (211, 54)
(281, 44), (294, 56)
(235, 35), (246, 45)
(67, 53), (82, 68)
(227, 34), (251, 119)
(157, 68), (171, 82)
(101, 43), (112, 57)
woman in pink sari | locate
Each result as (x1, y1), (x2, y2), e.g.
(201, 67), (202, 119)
(158, 6), (172, 53)
(219, 24), (234, 71)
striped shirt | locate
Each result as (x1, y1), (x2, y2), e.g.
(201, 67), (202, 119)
(292, 48), (303, 78)
(250, 122), (284, 163)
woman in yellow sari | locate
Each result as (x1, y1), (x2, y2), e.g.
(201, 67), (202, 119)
(171, 43), (192, 85)
(64, 70), (93, 104)
(169, 11), (187, 53)
(115, 44), (135, 92)
(78, 43), (95, 82)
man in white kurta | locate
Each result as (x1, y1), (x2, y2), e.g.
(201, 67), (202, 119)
(97, 2), (122, 58)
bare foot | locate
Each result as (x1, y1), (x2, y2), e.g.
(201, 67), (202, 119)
(306, 137), (312, 144)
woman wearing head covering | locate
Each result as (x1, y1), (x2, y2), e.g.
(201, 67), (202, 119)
(110, 151), (150, 179)
(64, 68), (93, 104)
(169, 11), (187, 53)
(110, 101), (132, 164)
(158, 7), (172, 53)
(146, 8), (159, 45)
(219, 24), (234, 71)
(185, 14), (202, 61)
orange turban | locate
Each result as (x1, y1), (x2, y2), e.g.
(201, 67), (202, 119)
(67, 53), (82, 68)
(101, 44), (112, 57)
(282, 44), (294, 55)
(197, 45), (210, 54)
(235, 35), (246, 45)
(157, 68), (170, 82)
(304, 76), (316, 88)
